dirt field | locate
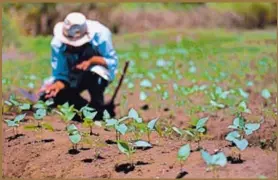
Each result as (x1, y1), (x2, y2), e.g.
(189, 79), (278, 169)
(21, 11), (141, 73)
(2, 90), (277, 179)
(2, 29), (277, 179)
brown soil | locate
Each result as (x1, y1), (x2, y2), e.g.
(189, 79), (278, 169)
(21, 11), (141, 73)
(2, 89), (277, 179)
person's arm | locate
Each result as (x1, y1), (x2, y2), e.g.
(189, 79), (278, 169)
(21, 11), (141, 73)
(42, 41), (70, 98)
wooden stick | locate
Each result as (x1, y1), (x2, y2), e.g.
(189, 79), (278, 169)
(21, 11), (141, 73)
(110, 61), (130, 103)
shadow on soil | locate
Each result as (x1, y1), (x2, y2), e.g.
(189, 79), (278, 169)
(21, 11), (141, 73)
(7, 134), (25, 141)
(24, 139), (54, 145)
(82, 155), (105, 163)
(176, 171), (188, 179)
(105, 139), (117, 145)
(227, 156), (245, 164)
(68, 149), (80, 155)
(115, 161), (149, 174)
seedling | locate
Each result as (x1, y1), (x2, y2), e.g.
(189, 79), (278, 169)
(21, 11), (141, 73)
(226, 114), (263, 160)
(184, 117), (209, 149)
(4, 94), (31, 113)
(80, 105), (99, 135)
(67, 124), (82, 150)
(33, 99), (54, 112)
(24, 108), (54, 140)
(117, 140), (136, 166)
(177, 144), (191, 172)
(105, 117), (128, 141)
(56, 102), (78, 123)
(201, 149), (227, 178)
(5, 114), (26, 136)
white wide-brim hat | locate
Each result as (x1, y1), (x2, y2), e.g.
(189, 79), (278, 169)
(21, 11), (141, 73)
(54, 12), (92, 47)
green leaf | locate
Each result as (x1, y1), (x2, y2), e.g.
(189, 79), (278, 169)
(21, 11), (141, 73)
(201, 149), (212, 165)
(184, 130), (194, 137)
(238, 101), (251, 113)
(238, 88), (249, 99)
(34, 101), (46, 109)
(69, 133), (81, 144)
(261, 89), (271, 99)
(67, 124), (78, 134)
(147, 118), (159, 130)
(211, 152), (227, 167)
(4, 100), (12, 106)
(177, 144), (191, 161)
(118, 116), (129, 123)
(225, 131), (240, 142)
(14, 114), (26, 122)
(172, 127), (183, 136)
(244, 123), (260, 135)
(34, 109), (46, 120)
(210, 100), (225, 108)
(19, 103), (31, 110)
(133, 140), (152, 148)
(105, 119), (118, 126)
(198, 127), (206, 133)
(94, 121), (103, 127)
(41, 123), (54, 131)
(45, 99), (54, 106)
(116, 123), (128, 135)
(140, 91), (148, 101)
(117, 140), (130, 155)
(103, 110), (111, 120)
(196, 117), (209, 130)
(24, 125), (39, 130)
(128, 108), (139, 119)
(5, 120), (18, 127)
(65, 111), (76, 121)
(140, 79), (152, 88)
(233, 138), (248, 151)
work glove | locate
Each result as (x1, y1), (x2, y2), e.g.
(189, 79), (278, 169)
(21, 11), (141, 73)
(39, 81), (65, 99)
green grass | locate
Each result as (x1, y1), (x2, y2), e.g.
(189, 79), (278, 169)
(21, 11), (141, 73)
(2, 28), (277, 118)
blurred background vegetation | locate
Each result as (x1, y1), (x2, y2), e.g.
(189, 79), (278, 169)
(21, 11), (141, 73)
(2, 2), (277, 48)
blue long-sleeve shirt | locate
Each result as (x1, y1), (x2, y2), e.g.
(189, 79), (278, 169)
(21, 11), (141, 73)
(50, 20), (118, 88)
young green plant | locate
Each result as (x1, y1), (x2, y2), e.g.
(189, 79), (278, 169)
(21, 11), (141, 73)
(5, 114), (26, 136)
(201, 149), (227, 178)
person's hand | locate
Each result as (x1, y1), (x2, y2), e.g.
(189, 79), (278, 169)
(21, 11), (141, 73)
(75, 60), (92, 71)
(39, 81), (65, 99)
(75, 57), (108, 71)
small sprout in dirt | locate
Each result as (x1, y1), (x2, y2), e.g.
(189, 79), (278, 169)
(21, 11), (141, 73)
(67, 124), (82, 150)
(24, 108), (54, 140)
(128, 108), (143, 123)
(140, 79), (152, 88)
(80, 105), (98, 135)
(56, 102), (78, 123)
(237, 101), (251, 114)
(146, 117), (159, 143)
(261, 89), (271, 99)
(210, 100), (225, 109)
(177, 144), (191, 172)
(228, 114), (262, 137)
(133, 140), (152, 149)
(186, 117), (209, 149)
(5, 114), (26, 136)
(117, 140), (136, 167)
(238, 88), (249, 99)
(105, 117), (128, 141)
(4, 94), (31, 113)
(201, 149), (227, 178)
(33, 99), (54, 111)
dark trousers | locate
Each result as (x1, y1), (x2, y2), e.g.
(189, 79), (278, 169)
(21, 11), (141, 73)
(41, 72), (109, 120)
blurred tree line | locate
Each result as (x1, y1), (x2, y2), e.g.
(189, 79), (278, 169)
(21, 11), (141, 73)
(2, 2), (277, 47)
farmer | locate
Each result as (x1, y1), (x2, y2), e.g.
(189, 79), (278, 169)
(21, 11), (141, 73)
(39, 12), (118, 119)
